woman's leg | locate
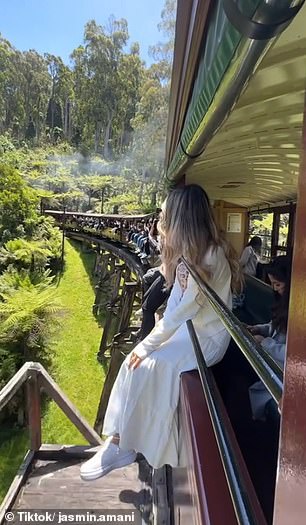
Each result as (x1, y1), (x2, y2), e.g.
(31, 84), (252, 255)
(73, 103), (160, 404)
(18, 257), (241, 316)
(142, 267), (161, 294)
(80, 434), (137, 481)
(81, 328), (230, 480)
(140, 276), (169, 338)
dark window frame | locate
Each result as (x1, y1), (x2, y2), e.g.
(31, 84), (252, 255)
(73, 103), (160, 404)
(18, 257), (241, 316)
(248, 203), (296, 260)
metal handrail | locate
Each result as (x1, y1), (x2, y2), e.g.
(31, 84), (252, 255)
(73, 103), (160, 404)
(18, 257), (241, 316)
(187, 320), (266, 524)
(182, 257), (283, 405)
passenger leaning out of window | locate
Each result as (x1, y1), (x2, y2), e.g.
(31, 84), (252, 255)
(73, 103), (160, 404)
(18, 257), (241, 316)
(80, 184), (242, 480)
(247, 255), (292, 420)
(240, 236), (262, 276)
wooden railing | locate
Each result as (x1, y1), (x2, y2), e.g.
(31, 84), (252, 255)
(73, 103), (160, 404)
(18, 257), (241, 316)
(0, 362), (102, 450)
(0, 362), (103, 523)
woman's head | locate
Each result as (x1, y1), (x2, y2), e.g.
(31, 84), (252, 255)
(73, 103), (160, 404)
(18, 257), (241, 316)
(268, 274), (286, 295)
(158, 185), (218, 286)
(159, 185), (218, 247)
(248, 236), (262, 253)
(158, 184), (241, 290)
(267, 255), (291, 295)
(267, 255), (292, 333)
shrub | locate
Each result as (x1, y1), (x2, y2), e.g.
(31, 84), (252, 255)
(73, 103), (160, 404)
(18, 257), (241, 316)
(0, 164), (38, 239)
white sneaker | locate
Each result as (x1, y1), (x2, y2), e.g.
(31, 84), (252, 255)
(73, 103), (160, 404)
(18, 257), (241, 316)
(80, 438), (137, 481)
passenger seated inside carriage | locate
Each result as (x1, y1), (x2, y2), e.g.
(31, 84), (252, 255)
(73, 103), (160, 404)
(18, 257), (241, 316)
(213, 254), (291, 521)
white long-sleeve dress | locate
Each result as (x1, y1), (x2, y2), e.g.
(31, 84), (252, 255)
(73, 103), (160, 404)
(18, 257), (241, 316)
(103, 245), (232, 468)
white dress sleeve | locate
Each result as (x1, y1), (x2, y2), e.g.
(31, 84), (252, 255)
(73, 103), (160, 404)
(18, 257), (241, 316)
(162, 274), (181, 312)
(135, 263), (206, 359)
(240, 246), (251, 268)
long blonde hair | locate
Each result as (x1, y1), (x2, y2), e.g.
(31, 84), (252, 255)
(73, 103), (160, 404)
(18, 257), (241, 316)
(158, 184), (242, 292)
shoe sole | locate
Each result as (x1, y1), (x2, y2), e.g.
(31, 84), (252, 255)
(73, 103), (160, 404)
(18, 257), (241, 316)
(80, 453), (137, 481)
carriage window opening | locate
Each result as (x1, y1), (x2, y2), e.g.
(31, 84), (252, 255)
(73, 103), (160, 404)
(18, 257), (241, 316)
(249, 211), (273, 261)
(277, 213), (289, 249)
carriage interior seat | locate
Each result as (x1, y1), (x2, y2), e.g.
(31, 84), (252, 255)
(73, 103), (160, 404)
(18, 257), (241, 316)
(236, 274), (275, 325)
(211, 274), (279, 522)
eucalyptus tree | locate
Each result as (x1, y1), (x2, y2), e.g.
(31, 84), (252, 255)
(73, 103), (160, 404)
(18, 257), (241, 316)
(149, 0), (176, 82)
(0, 37), (13, 132)
(0, 38), (26, 137)
(113, 42), (145, 153)
(45, 54), (74, 140)
(71, 17), (143, 158)
(130, 0), (177, 205)
(19, 50), (51, 141)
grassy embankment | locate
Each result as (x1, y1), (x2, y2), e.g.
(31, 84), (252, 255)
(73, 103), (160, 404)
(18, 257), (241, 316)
(0, 240), (104, 501)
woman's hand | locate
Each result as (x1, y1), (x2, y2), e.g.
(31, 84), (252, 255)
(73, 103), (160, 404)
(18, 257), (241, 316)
(128, 351), (143, 370)
(254, 334), (264, 343)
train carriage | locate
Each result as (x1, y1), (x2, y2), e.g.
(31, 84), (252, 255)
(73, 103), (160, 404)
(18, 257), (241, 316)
(164, 1), (306, 524)
(2, 1), (306, 524)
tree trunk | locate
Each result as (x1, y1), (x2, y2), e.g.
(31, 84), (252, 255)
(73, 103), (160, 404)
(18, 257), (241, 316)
(35, 119), (40, 145)
(138, 180), (144, 205)
(101, 190), (105, 214)
(63, 99), (68, 137)
(151, 190), (157, 208)
(104, 110), (113, 160)
(51, 99), (55, 130)
(95, 121), (102, 153)
(65, 100), (72, 139)
(119, 122), (125, 152)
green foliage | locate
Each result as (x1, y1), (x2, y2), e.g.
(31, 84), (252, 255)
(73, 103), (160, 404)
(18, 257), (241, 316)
(0, 216), (61, 274)
(104, 193), (141, 214)
(0, 267), (54, 294)
(0, 167), (62, 392)
(0, 0), (176, 165)
(70, 17), (144, 156)
(0, 281), (62, 352)
(0, 346), (17, 389)
(0, 268), (63, 386)
(0, 0), (177, 212)
(40, 241), (104, 444)
(0, 164), (38, 238)
(0, 239), (52, 272)
(0, 429), (28, 504)
(252, 214), (273, 232)
(0, 242), (103, 503)
(0, 133), (16, 155)
(31, 216), (62, 266)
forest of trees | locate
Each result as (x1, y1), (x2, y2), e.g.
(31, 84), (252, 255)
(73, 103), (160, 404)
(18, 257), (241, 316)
(0, 1), (174, 157)
(0, 0), (176, 213)
(0, 0), (176, 395)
